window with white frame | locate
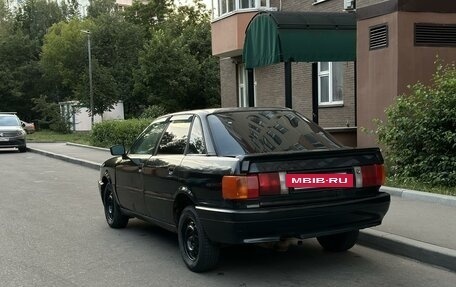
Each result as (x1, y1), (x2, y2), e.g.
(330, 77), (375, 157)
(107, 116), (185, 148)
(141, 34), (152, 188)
(238, 63), (249, 107)
(318, 62), (344, 106)
(217, 0), (270, 18)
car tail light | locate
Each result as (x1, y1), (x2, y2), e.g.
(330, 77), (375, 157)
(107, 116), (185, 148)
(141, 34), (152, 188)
(222, 176), (259, 199)
(258, 173), (281, 195)
(359, 164), (385, 187)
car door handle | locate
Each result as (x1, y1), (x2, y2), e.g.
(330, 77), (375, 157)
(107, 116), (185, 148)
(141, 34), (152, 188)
(138, 163), (144, 173)
(168, 166), (175, 175)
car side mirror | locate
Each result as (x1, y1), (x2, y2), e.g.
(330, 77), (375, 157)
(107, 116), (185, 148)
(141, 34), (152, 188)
(21, 123), (26, 128)
(110, 144), (126, 156)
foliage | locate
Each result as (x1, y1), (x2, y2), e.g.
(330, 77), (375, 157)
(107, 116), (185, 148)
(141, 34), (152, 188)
(133, 3), (220, 113)
(376, 62), (456, 187)
(32, 95), (71, 133)
(140, 105), (167, 119)
(123, 0), (173, 29)
(87, 0), (116, 19)
(14, 0), (66, 44)
(0, 28), (41, 121)
(90, 119), (151, 148)
(2, 0), (220, 121)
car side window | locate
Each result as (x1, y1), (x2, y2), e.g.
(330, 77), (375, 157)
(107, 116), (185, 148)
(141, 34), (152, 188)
(187, 116), (206, 154)
(129, 121), (167, 155)
(157, 120), (192, 155)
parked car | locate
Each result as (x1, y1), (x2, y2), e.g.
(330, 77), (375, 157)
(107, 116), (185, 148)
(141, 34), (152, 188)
(0, 113), (27, 152)
(98, 108), (390, 272)
(21, 121), (35, 134)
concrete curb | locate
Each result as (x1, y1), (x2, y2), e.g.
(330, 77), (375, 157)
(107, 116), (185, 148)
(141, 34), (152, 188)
(359, 229), (456, 272)
(381, 186), (456, 207)
(65, 142), (110, 152)
(27, 147), (100, 170)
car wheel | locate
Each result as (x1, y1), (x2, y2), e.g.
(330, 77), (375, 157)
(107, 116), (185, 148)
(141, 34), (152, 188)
(317, 230), (359, 252)
(178, 206), (220, 272)
(18, 146), (27, 153)
(103, 183), (129, 228)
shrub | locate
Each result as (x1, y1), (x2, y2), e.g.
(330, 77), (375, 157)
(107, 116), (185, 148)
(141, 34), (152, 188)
(140, 105), (167, 119)
(376, 62), (456, 187)
(90, 119), (151, 148)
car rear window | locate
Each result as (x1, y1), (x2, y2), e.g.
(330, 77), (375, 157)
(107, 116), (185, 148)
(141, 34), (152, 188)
(207, 110), (341, 156)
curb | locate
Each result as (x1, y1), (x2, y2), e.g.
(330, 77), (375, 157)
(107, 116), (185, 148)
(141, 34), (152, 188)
(27, 147), (100, 170)
(65, 142), (110, 152)
(381, 186), (456, 207)
(359, 229), (456, 272)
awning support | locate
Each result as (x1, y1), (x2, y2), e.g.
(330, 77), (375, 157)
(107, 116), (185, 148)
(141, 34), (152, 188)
(285, 62), (292, 108)
(247, 69), (255, 107)
(312, 62), (319, 124)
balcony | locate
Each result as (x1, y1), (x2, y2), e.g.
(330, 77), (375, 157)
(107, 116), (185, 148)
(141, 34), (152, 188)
(211, 0), (275, 57)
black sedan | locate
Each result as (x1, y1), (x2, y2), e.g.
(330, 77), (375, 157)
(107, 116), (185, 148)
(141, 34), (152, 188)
(98, 108), (390, 272)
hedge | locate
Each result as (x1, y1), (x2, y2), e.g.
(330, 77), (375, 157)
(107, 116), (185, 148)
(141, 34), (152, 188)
(90, 119), (151, 149)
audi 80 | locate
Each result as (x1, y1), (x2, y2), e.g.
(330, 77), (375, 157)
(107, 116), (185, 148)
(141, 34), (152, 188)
(98, 108), (390, 272)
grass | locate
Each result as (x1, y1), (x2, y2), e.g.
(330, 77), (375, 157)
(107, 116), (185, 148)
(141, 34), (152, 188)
(27, 130), (91, 145)
(386, 177), (456, 197)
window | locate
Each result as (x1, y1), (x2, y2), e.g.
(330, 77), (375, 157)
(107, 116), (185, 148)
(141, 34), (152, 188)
(216, 0), (270, 17)
(208, 110), (341, 156)
(157, 119), (192, 155)
(187, 117), (206, 154)
(318, 62), (344, 106)
(129, 121), (167, 155)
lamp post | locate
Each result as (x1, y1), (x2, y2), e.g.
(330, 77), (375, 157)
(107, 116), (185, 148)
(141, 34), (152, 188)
(81, 29), (94, 128)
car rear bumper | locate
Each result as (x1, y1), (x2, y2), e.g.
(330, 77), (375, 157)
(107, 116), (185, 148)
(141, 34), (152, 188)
(196, 192), (390, 244)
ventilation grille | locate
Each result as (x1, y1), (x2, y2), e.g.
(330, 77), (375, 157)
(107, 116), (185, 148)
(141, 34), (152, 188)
(415, 23), (456, 47)
(369, 24), (388, 50)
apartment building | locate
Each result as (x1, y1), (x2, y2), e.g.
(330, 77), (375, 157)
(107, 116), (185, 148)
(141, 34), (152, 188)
(211, 0), (456, 147)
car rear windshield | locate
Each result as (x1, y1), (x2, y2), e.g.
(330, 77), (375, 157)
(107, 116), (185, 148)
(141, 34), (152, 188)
(207, 110), (342, 156)
(0, 116), (20, 126)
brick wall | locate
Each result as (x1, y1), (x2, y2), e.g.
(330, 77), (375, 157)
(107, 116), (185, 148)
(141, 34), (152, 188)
(220, 58), (238, 107)
(219, 0), (386, 128)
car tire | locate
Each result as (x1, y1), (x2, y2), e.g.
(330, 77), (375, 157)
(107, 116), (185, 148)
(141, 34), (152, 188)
(18, 146), (27, 153)
(178, 206), (220, 272)
(103, 182), (129, 229)
(317, 230), (359, 252)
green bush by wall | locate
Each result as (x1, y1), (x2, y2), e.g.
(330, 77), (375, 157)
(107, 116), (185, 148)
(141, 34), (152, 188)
(377, 62), (456, 187)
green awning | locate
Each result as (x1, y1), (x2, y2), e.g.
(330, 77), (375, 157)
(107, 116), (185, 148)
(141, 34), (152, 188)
(243, 12), (357, 69)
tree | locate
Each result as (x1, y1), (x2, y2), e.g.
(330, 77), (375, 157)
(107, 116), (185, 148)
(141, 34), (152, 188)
(133, 1), (220, 113)
(14, 0), (65, 44)
(123, 0), (173, 30)
(0, 27), (42, 121)
(86, 0), (116, 19)
(90, 13), (145, 116)
(40, 19), (90, 103)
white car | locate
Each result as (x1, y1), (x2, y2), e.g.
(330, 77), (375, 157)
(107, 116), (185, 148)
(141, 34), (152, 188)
(0, 113), (27, 152)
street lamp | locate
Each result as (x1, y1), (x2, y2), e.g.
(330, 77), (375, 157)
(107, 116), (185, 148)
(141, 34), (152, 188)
(81, 29), (94, 128)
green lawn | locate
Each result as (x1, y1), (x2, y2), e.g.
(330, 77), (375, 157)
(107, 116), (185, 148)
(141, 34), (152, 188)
(27, 130), (91, 145)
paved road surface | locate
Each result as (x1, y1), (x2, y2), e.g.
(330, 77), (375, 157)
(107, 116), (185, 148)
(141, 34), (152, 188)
(1, 150), (455, 287)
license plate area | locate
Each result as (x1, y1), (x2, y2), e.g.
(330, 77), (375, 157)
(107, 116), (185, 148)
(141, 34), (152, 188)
(286, 172), (354, 189)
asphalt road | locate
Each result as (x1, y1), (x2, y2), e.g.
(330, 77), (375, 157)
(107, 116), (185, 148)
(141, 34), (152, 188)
(1, 150), (455, 287)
